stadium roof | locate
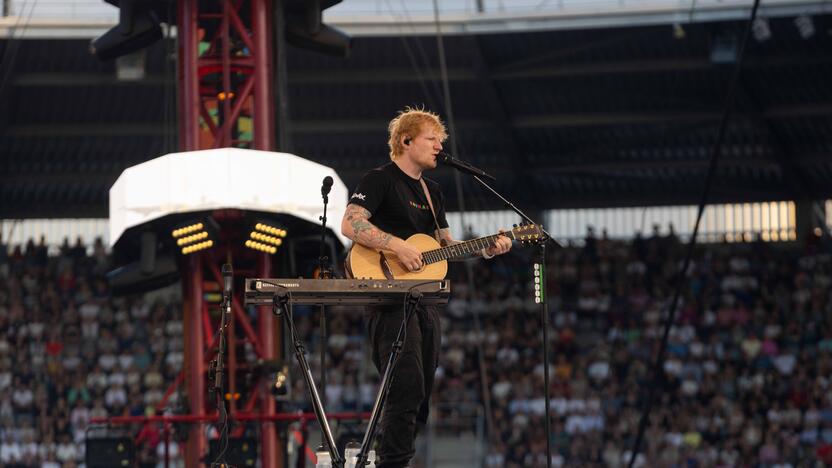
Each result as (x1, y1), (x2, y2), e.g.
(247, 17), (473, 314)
(0, 9), (830, 218)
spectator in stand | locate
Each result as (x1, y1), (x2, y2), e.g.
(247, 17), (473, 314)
(1, 230), (831, 465)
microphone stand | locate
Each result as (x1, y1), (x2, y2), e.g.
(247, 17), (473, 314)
(317, 180), (333, 454)
(469, 174), (559, 468)
(210, 265), (234, 468)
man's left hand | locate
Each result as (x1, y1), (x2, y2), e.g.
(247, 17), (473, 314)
(485, 229), (512, 257)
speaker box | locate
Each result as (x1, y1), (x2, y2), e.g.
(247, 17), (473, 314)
(86, 436), (134, 467)
(207, 438), (258, 467)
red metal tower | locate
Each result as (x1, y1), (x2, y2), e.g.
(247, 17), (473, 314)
(177, 1), (278, 466)
(92, 1), (349, 465)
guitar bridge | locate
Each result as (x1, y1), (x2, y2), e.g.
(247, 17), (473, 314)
(378, 251), (395, 280)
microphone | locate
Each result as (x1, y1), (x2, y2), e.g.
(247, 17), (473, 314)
(321, 176), (334, 197)
(221, 264), (233, 312)
(438, 152), (496, 181)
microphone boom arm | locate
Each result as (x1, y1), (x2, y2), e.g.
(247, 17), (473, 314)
(439, 152), (496, 181)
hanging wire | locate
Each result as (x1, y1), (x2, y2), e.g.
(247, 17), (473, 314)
(627, 0), (763, 465)
(429, 0), (498, 446)
(162, 2), (177, 154)
(383, 0), (443, 111)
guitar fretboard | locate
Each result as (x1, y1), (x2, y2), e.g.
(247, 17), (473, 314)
(421, 232), (514, 265)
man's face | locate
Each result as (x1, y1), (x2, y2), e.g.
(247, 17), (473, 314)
(403, 124), (443, 170)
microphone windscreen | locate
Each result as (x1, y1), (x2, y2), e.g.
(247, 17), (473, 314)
(222, 264), (233, 293)
(322, 176), (334, 196)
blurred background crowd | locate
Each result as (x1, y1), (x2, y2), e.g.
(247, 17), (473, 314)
(1, 229), (831, 466)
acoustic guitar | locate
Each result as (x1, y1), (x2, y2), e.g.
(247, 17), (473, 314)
(346, 224), (544, 280)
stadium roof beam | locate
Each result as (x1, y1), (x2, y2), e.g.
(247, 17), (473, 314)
(491, 54), (832, 79)
(510, 105), (832, 128)
(2, 172), (118, 186)
(737, 75), (822, 202)
(3, 0), (829, 38)
(4, 123), (176, 137)
(458, 185), (789, 210)
(463, 34), (541, 209)
(328, 2), (831, 37)
(11, 54), (832, 88)
(530, 156), (784, 174)
(5, 102), (832, 138)
(322, 152), (814, 178)
(0, 203), (108, 219)
(12, 73), (172, 86)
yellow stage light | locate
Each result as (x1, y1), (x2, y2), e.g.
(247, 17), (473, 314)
(247, 221), (287, 253)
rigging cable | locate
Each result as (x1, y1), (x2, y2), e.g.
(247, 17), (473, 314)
(430, 0), (498, 447)
(627, 0), (763, 465)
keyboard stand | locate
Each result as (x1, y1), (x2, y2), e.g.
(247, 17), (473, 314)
(272, 290), (344, 468)
(355, 290), (423, 467)
(246, 280), (450, 467)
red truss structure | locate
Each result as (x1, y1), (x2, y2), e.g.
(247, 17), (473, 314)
(179, 1), (278, 466)
(179, 0), (274, 151)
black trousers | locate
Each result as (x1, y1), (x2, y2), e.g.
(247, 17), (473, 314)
(367, 304), (442, 468)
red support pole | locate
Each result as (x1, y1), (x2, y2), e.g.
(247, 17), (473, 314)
(212, 76), (256, 149)
(221, 0), (233, 147)
(183, 253), (206, 467)
(164, 422), (171, 468)
(176, 0), (279, 465)
(92, 412), (370, 424)
(252, 0), (274, 150)
(257, 252), (280, 468)
(178, 0), (200, 151)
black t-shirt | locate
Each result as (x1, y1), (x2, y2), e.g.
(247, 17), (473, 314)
(349, 162), (449, 240)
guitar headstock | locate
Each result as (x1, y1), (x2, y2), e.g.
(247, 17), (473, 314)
(510, 223), (546, 245)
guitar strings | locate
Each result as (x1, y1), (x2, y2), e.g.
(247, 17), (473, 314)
(423, 233), (501, 263)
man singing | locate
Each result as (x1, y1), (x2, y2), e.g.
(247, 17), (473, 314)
(341, 107), (511, 467)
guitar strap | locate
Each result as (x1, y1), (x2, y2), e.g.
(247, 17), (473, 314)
(419, 178), (445, 246)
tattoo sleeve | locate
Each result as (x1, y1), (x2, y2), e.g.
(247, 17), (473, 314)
(343, 204), (395, 250)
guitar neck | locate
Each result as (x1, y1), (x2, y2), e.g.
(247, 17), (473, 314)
(422, 232), (514, 265)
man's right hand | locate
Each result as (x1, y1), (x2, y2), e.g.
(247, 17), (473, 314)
(392, 241), (423, 272)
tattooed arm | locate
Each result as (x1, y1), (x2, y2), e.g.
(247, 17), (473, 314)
(341, 203), (424, 271)
(341, 204), (396, 250)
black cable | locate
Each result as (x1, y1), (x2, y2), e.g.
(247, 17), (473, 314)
(406, 279), (445, 292)
(162, 2), (176, 154)
(383, 0), (442, 111)
(396, 0), (446, 108)
(396, 279), (443, 347)
(626, 1), (762, 466)
(211, 274), (237, 468)
(211, 296), (233, 467)
(427, 1), (500, 451)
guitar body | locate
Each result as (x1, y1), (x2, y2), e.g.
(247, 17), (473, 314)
(345, 223), (543, 280)
(346, 233), (449, 280)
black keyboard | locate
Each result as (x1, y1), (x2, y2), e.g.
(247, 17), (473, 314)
(244, 278), (451, 305)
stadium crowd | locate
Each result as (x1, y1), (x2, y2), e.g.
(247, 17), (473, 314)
(0, 228), (831, 466)
(440, 228), (832, 467)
